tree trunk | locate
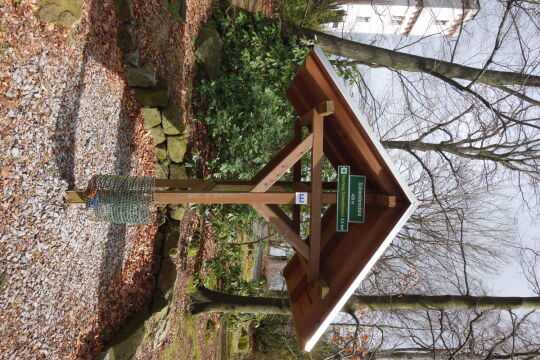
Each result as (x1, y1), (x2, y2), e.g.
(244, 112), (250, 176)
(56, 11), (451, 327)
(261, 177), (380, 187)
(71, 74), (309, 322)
(190, 287), (540, 315)
(368, 349), (540, 360)
(285, 25), (540, 87)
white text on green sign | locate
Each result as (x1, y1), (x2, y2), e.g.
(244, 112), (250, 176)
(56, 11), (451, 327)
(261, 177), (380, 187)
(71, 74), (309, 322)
(349, 175), (366, 223)
(336, 166), (350, 232)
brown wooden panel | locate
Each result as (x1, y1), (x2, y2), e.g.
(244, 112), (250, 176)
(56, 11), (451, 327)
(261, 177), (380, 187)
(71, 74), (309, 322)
(286, 204), (409, 349)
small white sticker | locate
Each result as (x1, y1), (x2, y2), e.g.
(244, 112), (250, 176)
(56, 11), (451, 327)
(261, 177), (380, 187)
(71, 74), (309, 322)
(295, 192), (308, 205)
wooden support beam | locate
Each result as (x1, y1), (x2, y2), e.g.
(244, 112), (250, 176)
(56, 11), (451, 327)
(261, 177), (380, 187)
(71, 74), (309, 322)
(252, 137), (303, 185)
(366, 194), (396, 208)
(65, 188), (394, 206)
(297, 100), (334, 127)
(292, 122), (302, 234)
(154, 191), (337, 204)
(251, 203), (309, 261)
(155, 179), (336, 189)
(251, 134), (313, 193)
(309, 110), (324, 284)
(316, 100), (335, 116)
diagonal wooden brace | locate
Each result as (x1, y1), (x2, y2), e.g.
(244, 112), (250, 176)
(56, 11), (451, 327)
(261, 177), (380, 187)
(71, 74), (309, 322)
(251, 203), (310, 261)
(251, 134), (313, 193)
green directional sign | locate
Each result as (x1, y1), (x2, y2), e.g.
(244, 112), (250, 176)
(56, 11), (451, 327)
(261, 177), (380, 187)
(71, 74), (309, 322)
(336, 166), (350, 232)
(349, 175), (366, 223)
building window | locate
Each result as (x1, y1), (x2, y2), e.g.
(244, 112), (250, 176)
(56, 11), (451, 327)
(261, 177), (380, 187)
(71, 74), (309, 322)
(435, 19), (449, 26)
(356, 16), (370, 23)
(391, 15), (405, 25)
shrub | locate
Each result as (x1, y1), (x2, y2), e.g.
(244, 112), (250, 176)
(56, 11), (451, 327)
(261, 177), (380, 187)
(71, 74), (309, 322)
(194, 11), (309, 180)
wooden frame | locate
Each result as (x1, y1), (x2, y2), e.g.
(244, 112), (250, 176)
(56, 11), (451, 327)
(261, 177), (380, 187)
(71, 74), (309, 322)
(66, 46), (417, 353)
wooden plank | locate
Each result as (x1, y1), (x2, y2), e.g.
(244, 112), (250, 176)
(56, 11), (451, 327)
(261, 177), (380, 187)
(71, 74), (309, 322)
(301, 55), (398, 195)
(251, 134), (313, 192)
(293, 122), (302, 234)
(252, 137), (302, 185)
(316, 100), (335, 116)
(154, 191), (337, 204)
(309, 111), (324, 284)
(373, 194), (396, 208)
(252, 203), (310, 261)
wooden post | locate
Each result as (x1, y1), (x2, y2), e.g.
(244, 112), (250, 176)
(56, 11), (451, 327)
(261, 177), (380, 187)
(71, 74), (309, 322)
(292, 121), (302, 234)
(309, 109), (323, 284)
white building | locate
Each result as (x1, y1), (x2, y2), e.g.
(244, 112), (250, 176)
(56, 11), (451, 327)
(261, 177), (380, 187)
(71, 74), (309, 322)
(327, 0), (480, 37)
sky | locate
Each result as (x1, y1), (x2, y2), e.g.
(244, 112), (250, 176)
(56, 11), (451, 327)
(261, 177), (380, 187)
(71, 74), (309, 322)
(327, 0), (540, 297)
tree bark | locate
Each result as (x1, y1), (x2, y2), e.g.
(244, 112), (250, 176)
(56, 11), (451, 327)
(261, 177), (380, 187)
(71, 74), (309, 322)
(190, 287), (540, 315)
(285, 25), (540, 87)
(367, 348), (540, 360)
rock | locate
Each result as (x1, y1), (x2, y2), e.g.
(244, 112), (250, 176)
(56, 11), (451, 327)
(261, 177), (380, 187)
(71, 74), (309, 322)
(142, 108), (161, 129)
(195, 26), (222, 80)
(163, 220), (180, 254)
(161, 99), (184, 135)
(133, 80), (170, 107)
(149, 125), (166, 145)
(155, 162), (169, 179)
(36, 0), (82, 27)
(168, 204), (185, 221)
(117, 23), (136, 52)
(126, 66), (157, 88)
(167, 136), (187, 163)
(0, 273), (6, 293)
(153, 144), (168, 161)
(168, 247), (179, 259)
(157, 258), (176, 300)
(151, 290), (168, 313)
(238, 327), (249, 352)
(100, 309), (150, 360)
(154, 230), (165, 254)
(124, 49), (141, 67)
(169, 164), (187, 180)
(163, 0), (186, 23)
(151, 253), (162, 275)
(114, 0), (133, 21)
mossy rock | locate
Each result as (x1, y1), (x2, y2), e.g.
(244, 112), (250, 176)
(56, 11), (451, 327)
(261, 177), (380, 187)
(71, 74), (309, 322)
(157, 258), (177, 299)
(168, 204), (186, 221)
(238, 327), (249, 352)
(149, 125), (166, 145)
(168, 247), (179, 259)
(155, 162), (169, 179)
(204, 319), (216, 341)
(195, 26), (222, 80)
(114, 0), (133, 21)
(153, 143), (168, 161)
(126, 66), (157, 88)
(36, 0), (82, 27)
(134, 80), (170, 107)
(163, 0), (186, 23)
(167, 135), (187, 163)
(142, 107), (162, 129)
(161, 99), (184, 135)
(169, 164), (187, 180)
(0, 273), (6, 293)
(117, 23), (137, 52)
(96, 309), (150, 360)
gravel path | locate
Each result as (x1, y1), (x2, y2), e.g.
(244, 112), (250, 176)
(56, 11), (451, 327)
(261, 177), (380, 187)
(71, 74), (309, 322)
(1, 1), (156, 359)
